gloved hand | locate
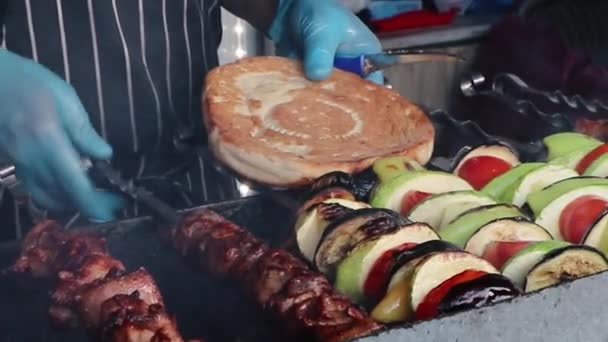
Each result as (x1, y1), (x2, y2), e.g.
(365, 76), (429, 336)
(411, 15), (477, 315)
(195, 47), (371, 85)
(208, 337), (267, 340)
(0, 50), (123, 222)
(269, 0), (384, 84)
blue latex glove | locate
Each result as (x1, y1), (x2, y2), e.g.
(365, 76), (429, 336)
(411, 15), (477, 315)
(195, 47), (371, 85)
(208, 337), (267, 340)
(0, 50), (123, 221)
(269, 0), (384, 84)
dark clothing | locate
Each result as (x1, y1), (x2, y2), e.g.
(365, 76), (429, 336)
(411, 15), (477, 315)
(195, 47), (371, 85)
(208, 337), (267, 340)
(0, 0), (239, 240)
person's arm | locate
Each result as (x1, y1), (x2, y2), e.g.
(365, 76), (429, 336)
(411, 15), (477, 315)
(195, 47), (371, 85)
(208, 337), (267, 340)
(0, 1), (6, 45)
(221, 0), (279, 34)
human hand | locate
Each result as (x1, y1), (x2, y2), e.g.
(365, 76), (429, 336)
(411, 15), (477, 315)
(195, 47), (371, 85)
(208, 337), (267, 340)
(269, 0), (384, 84)
(0, 50), (123, 221)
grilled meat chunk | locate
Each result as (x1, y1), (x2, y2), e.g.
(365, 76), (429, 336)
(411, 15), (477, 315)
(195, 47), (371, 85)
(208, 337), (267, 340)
(11, 220), (107, 277)
(99, 292), (199, 342)
(12, 220), (195, 342)
(78, 268), (164, 329)
(172, 209), (383, 342)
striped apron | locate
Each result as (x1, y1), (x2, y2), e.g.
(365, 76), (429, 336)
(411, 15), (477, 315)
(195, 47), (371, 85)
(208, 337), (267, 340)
(0, 0), (240, 240)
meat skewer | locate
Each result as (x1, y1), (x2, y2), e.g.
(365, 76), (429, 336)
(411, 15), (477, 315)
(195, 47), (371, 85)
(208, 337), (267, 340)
(10, 220), (200, 342)
(171, 209), (383, 342)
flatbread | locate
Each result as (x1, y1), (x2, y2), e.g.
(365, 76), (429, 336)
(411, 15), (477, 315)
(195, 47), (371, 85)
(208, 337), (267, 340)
(203, 56), (434, 187)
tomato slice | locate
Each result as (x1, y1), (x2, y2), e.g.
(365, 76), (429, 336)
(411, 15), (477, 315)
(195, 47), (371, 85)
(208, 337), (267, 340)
(364, 242), (418, 301)
(559, 195), (608, 243)
(400, 191), (432, 215)
(415, 270), (488, 320)
(576, 144), (608, 174)
(457, 156), (513, 190)
(481, 241), (533, 269)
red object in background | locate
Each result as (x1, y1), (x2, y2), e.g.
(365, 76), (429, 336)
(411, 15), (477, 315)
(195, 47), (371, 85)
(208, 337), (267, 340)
(576, 118), (608, 142)
(371, 9), (458, 34)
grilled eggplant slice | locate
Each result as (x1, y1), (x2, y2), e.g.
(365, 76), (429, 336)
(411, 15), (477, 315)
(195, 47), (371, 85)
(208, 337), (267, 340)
(375, 250), (498, 322)
(501, 240), (570, 288)
(297, 171), (358, 215)
(524, 245), (608, 292)
(437, 273), (519, 316)
(334, 223), (439, 304)
(353, 167), (378, 202)
(408, 251), (499, 311)
(314, 208), (402, 277)
(370, 242), (462, 323)
(464, 217), (552, 257)
(308, 171), (357, 196)
(294, 198), (370, 261)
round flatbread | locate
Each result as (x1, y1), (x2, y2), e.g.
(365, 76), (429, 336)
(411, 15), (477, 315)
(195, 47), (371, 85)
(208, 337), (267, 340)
(203, 56), (434, 187)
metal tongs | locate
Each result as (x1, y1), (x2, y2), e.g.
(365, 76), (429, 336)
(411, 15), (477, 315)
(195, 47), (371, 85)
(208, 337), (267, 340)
(461, 72), (608, 119)
(0, 159), (182, 226)
(91, 160), (181, 226)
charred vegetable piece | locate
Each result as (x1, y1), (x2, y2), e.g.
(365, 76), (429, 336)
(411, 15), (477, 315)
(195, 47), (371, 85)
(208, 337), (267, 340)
(298, 171), (358, 214)
(297, 187), (356, 216)
(314, 208), (402, 277)
(464, 218), (552, 257)
(373, 156), (425, 183)
(353, 167), (378, 201)
(415, 270), (489, 320)
(295, 199), (370, 261)
(334, 223), (439, 304)
(308, 171), (357, 196)
(437, 273), (519, 316)
(524, 245), (608, 292)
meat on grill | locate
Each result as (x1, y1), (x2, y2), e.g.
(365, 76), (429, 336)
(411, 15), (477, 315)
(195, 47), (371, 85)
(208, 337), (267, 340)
(171, 209), (383, 342)
(10, 220), (200, 342)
